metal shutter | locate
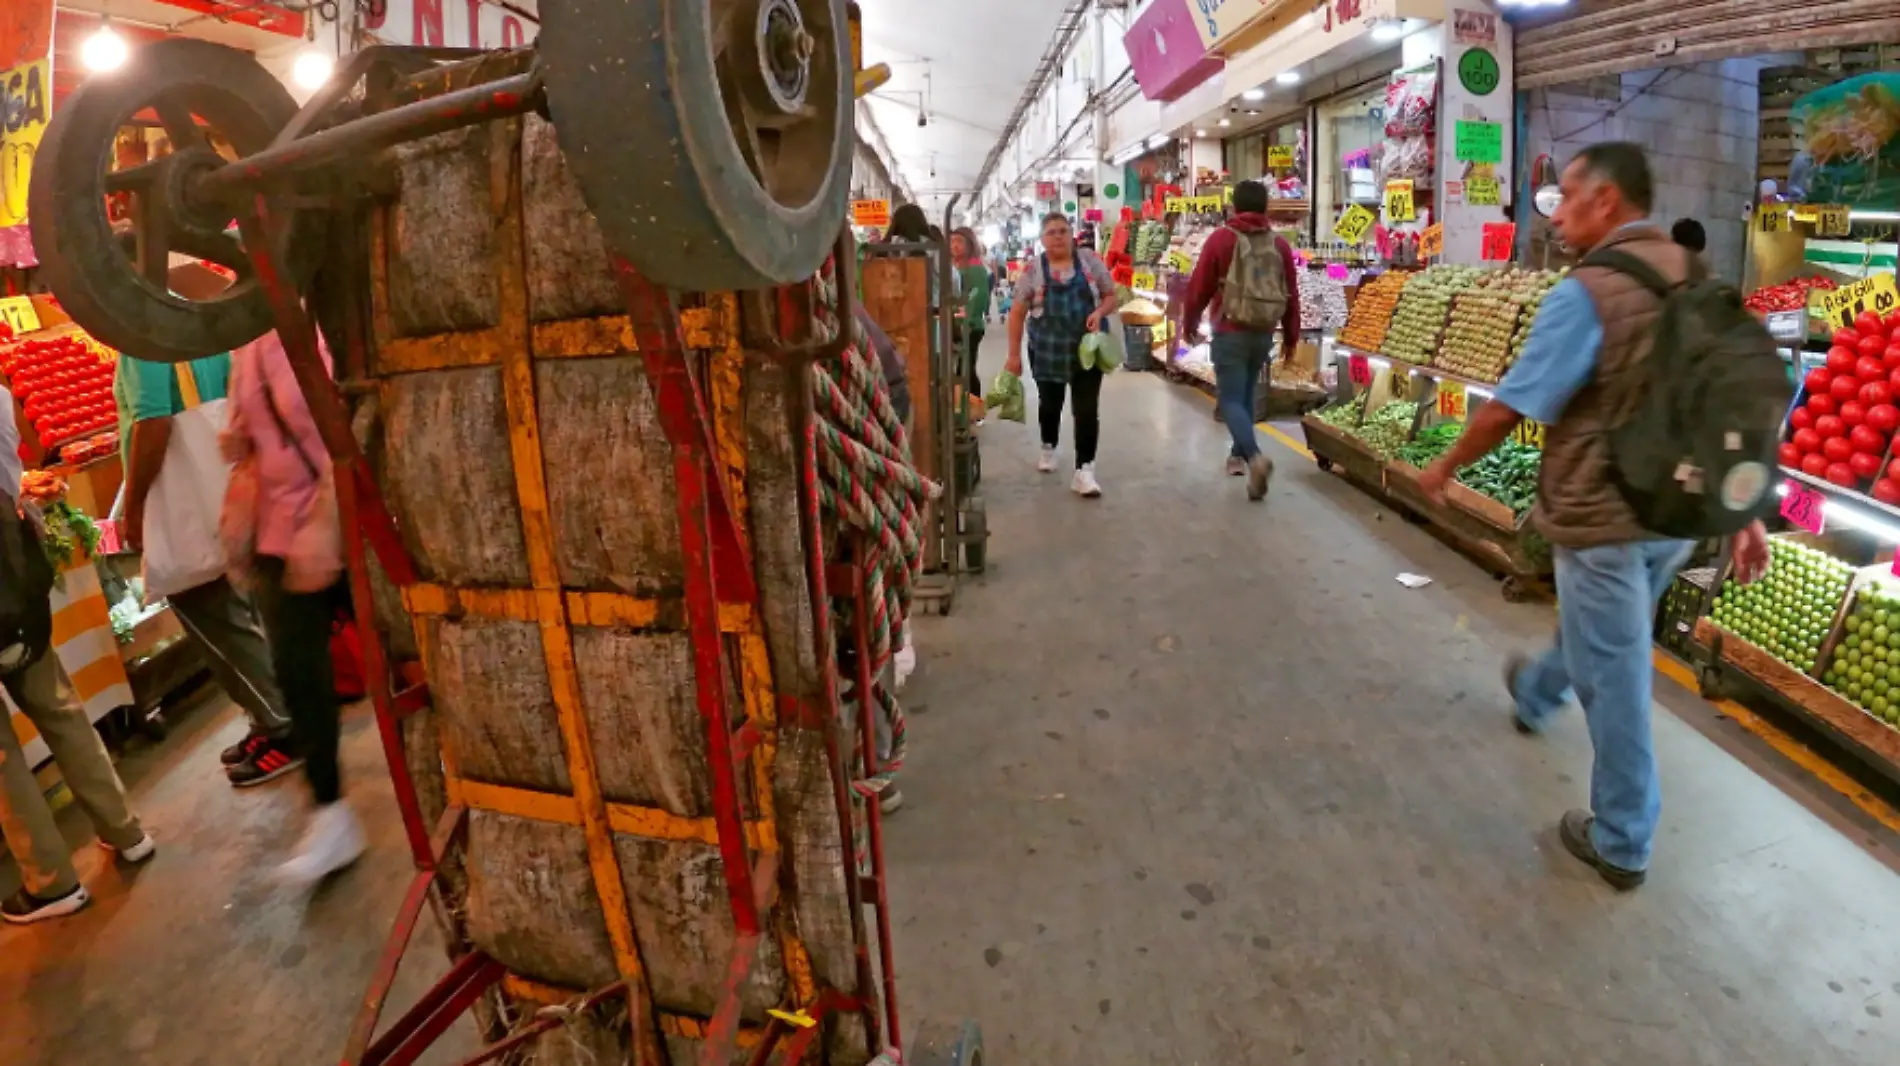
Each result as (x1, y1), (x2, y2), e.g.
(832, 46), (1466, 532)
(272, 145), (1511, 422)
(1517, 0), (1900, 89)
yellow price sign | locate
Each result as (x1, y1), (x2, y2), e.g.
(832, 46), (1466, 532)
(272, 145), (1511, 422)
(1166, 250), (1192, 272)
(1130, 270), (1157, 291)
(0, 295), (41, 336)
(1419, 223), (1444, 259)
(1756, 203), (1791, 234)
(1384, 180), (1416, 222)
(1267, 145), (1294, 170)
(1466, 177), (1500, 206)
(850, 199), (890, 227)
(1512, 420), (1547, 449)
(1334, 203), (1376, 244)
(1435, 380), (1467, 421)
(1164, 196), (1191, 214)
(1816, 272), (1900, 330)
(1816, 204), (1852, 237)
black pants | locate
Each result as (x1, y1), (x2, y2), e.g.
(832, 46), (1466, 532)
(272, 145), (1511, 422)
(1037, 367), (1103, 465)
(252, 557), (347, 805)
(966, 327), (985, 396)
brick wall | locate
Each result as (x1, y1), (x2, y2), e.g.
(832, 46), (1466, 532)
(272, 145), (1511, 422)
(1524, 56), (1801, 283)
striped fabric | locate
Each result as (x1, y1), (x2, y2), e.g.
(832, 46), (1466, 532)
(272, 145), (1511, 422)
(5, 554), (133, 768)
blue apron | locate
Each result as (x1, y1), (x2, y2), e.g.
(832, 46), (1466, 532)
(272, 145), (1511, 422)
(1026, 254), (1101, 385)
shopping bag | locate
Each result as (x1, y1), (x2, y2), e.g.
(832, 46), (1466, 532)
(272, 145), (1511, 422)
(984, 370), (1026, 423)
(142, 398), (233, 600)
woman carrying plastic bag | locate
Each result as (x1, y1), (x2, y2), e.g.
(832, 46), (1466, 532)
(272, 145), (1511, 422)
(1003, 213), (1119, 498)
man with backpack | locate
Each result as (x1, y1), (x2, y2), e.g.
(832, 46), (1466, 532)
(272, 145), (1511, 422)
(0, 384), (155, 923)
(1181, 180), (1302, 501)
(1418, 142), (1777, 889)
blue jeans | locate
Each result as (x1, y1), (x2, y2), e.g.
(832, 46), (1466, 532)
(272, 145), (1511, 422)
(1212, 331), (1273, 459)
(1513, 538), (1693, 872)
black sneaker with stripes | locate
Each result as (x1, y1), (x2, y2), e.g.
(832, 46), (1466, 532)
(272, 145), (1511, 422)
(226, 736), (304, 788)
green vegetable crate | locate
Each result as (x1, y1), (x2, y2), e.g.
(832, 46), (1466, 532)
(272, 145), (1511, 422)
(1691, 532), (1900, 784)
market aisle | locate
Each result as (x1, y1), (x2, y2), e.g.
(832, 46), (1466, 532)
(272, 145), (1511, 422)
(889, 336), (1900, 1064)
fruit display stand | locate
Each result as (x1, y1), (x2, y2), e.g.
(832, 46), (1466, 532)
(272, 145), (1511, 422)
(1683, 531), (1900, 786)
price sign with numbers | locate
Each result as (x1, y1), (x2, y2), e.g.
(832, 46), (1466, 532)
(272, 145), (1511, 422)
(1816, 272), (1900, 330)
(1780, 479), (1826, 535)
(0, 296), (41, 336)
(1165, 196), (1190, 214)
(1419, 223), (1444, 259)
(1267, 145), (1294, 170)
(1347, 354), (1372, 387)
(1130, 270), (1157, 291)
(1480, 221), (1516, 261)
(1512, 420), (1546, 449)
(1166, 250), (1192, 272)
(1335, 203), (1376, 244)
(1816, 204), (1852, 237)
(1465, 177), (1501, 206)
(1756, 203), (1791, 233)
(1436, 381), (1467, 421)
(1384, 180), (1416, 221)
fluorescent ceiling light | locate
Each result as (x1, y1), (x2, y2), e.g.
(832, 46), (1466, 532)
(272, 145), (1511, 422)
(1194, 128), (1207, 136)
(1218, 118), (1231, 128)
(81, 23), (129, 72)
(1370, 19), (1405, 42)
(1241, 88), (1267, 102)
(1147, 135), (1170, 149)
(1275, 71), (1301, 86)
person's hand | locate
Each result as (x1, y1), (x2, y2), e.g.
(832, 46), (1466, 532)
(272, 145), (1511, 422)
(1085, 309), (1105, 332)
(1004, 351), (1023, 377)
(122, 502), (143, 552)
(1730, 519), (1771, 584)
(1419, 457), (1455, 504)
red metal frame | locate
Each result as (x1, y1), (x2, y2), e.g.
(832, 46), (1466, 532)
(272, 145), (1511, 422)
(220, 100), (901, 1066)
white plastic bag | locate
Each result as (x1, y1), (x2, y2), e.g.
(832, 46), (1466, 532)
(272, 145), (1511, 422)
(141, 399), (233, 600)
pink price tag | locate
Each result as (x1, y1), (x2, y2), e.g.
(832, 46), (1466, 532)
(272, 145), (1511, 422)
(1780, 480), (1826, 535)
(1326, 263), (1349, 281)
(97, 519), (123, 555)
(1347, 354), (1372, 387)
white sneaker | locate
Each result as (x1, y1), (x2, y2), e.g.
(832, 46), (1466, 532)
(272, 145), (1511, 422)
(1036, 446), (1057, 473)
(277, 803), (367, 887)
(100, 833), (157, 864)
(1072, 465), (1103, 498)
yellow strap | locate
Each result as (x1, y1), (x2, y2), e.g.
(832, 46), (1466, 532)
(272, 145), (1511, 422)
(173, 362), (201, 410)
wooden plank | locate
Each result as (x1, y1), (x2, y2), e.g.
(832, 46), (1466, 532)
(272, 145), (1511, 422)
(1697, 618), (1900, 772)
(860, 256), (935, 481)
(384, 125), (503, 337)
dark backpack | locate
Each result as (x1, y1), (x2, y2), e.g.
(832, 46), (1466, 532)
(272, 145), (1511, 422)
(0, 499), (56, 675)
(1583, 249), (1792, 538)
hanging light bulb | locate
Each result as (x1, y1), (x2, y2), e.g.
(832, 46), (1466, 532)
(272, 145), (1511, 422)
(82, 20), (130, 73)
(292, 49), (334, 91)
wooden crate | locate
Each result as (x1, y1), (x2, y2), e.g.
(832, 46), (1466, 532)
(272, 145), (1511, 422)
(354, 112), (869, 1062)
(1696, 618), (1900, 776)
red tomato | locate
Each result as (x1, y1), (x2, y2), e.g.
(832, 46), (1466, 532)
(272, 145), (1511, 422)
(1793, 427), (1823, 452)
(1803, 453), (1831, 477)
(1791, 407), (1817, 431)
(1852, 451), (1885, 479)
(1851, 424), (1888, 453)
(1832, 375), (1864, 401)
(1865, 381), (1895, 407)
(1871, 404), (1900, 433)
(1842, 401), (1867, 426)
(1835, 327), (1862, 348)
(1828, 461), (1860, 486)
(1812, 392), (1839, 416)
(1816, 414), (1846, 438)
(1876, 479), (1900, 505)
(1885, 344), (1900, 370)
(1860, 335), (1887, 358)
(1859, 311), (1886, 336)
(1858, 355), (1888, 382)
(1828, 346), (1858, 374)
(1779, 441), (1804, 466)
(1806, 368), (1834, 394)
(1824, 436), (1856, 462)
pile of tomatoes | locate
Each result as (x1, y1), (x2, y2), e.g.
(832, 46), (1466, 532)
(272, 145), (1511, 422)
(1783, 311), (1900, 498)
(2, 330), (118, 449)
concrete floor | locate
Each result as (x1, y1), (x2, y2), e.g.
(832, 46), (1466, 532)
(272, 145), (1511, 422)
(4, 341), (1899, 1066)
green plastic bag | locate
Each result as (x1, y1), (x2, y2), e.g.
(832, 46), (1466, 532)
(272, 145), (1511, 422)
(1079, 331), (1122, 372)
(984, 370), (1026, 423)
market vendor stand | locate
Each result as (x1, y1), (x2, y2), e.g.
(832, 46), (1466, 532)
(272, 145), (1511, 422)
(29, 11), (978, 1066)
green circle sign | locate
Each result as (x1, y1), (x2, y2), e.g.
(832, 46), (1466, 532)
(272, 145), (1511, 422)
(1459, 48), (1500, 96)
(1065, 200), (1077, 213)
(1104, 183), (1120, 199)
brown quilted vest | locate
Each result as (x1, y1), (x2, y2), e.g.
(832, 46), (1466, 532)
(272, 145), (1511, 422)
(1532, 224), (1695, 549)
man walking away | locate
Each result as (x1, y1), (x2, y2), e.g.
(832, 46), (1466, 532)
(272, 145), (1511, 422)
(1181, 180), (1302, 501)
(116, 265), (296, 789)
(0, 384), (155, 923)
(1419, 143), (1770, 889)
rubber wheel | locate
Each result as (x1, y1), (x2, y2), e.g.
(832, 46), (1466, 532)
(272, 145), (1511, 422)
(909, 1021), (983, 1066)
(539, 0), (853, 290)
(1316, 456), (1335, 472)
(962, 499), (988, 573)
(1501, 577), (1531, 604)
(30, 39), (319, 362)
(1697, 665), (1724, 700)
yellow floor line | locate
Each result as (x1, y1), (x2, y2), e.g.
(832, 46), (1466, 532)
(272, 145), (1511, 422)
(1204, 381), (1897, 832)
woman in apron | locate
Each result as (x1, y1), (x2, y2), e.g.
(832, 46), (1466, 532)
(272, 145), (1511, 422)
(1004, 213), (1118, 497)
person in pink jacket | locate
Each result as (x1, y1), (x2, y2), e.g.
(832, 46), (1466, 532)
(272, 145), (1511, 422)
(222, 330), (361, 885)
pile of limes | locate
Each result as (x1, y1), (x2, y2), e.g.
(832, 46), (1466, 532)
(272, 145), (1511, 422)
(1821, 587), (1900, 727)
(1710, 539), (1852, 674)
